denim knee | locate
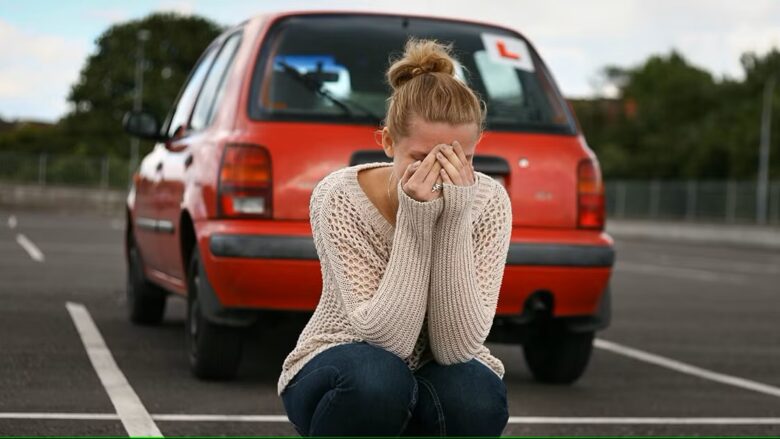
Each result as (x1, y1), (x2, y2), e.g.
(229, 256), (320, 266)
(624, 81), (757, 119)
(282, 342), (418, 436)
(331, 342), (417, 408)
(416, 359), (509, 436)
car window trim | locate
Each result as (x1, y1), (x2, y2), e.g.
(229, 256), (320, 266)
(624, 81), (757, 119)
(187, 29), (244, 134)
(160, 41), (221, 138)
(245, 14), (577, 136)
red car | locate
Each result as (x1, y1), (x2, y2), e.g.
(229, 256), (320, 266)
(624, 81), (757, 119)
(123, 9), (614, 384)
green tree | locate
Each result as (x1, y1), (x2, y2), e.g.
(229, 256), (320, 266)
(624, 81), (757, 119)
(579, 49), (780, 180)
(612, 51), (719, 178)
(59, 12), (223, 158)
(715, 49), (780, 178)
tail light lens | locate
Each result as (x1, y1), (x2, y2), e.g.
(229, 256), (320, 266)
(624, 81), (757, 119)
(218, 143), (272, 218)
(577, 158), (604, 230)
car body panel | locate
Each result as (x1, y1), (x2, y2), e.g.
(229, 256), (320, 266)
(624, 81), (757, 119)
(126, 9), (615, 325)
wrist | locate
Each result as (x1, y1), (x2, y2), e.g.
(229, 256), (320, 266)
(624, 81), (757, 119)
(397, 179), (444, 232)
(441, 180), (477, 217)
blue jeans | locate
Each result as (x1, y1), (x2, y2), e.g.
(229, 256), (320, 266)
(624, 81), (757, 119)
(281, 341), (509, 436)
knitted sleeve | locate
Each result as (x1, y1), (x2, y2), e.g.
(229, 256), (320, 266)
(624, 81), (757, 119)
(313, 177), (444, 359)
(427, 180), (512, 364)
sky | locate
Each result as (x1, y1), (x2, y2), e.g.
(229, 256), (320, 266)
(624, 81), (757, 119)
(1, 0), (780, 122)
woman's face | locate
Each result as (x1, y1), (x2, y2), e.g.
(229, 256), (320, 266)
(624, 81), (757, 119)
(382, 115), (479, 184)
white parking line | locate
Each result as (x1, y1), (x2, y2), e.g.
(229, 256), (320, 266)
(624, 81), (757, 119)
(615, 260), (750, 285)
(16, 233), (44, 262)
(153, 414), (290, 422)
(0, 413), (120, 420)
(7, 215), (17, 229)
(66, 302), (162, 437)
(639, 253), (780, 275)
(1, 412), (780, 425)
(507, 417), (780, 425)
(596, 338), (780, 398)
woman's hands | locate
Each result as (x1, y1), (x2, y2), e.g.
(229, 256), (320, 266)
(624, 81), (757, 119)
(400, 144), (446, 202)
(435, 140), (475, 187)
(400, 140), (475, 202)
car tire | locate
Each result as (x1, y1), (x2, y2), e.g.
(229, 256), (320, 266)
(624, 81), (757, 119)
(522, 326), (594, 384)
(186, 247), (244, 380)
(127, 237), (167, 325)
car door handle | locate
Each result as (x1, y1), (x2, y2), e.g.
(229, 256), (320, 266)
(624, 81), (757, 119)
(155, 162), (163, 172)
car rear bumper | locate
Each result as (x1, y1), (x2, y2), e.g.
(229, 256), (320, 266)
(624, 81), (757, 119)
(209, 234), (615, 267)
(199, 220), (615, 322)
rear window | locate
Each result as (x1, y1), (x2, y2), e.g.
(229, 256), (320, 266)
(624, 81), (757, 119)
(248, 14), (576, 135)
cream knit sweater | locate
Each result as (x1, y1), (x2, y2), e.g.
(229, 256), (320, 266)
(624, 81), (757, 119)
(277, 161), (512, 396)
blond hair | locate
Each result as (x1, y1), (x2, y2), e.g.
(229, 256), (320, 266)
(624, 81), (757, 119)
(384, 37), (486, 140)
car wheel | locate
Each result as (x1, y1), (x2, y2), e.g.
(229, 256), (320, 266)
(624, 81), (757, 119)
(126, 237), (167, 325)
(523, 326), (594, 384)
(186, 247), (243, 380)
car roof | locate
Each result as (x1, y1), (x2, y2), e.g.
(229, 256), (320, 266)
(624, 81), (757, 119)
(244, 9), (530, 42)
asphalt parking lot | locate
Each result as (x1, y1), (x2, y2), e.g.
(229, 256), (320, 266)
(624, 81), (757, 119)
(1, 208), (779, 436)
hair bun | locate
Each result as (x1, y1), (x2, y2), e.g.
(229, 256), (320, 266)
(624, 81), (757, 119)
(387, 37), (456, 90)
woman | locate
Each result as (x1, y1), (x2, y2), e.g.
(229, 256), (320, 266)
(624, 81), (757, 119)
(278, 37), (512, 436)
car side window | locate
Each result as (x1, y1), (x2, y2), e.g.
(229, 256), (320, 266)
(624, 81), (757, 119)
(474, 50), (525, 105)
(189, 32), (242, 132)
(165, 44), (219, 139)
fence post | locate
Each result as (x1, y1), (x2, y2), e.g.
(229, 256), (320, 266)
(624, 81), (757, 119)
(772, 181), (780, 225)
(101, 156), (109, 188)
(650, 179), (660, 218)
(38, 153), (47, 186)
(685, 180), (697, 221)
(616, 181), (626, 219)
(726, 180), (736, 223)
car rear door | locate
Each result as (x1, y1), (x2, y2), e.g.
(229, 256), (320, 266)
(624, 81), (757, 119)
(142, 40), (220, 285)
(157, 31), (243, 281)
(131, 145), (166, 272)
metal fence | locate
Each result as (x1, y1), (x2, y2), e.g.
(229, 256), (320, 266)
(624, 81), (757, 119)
(1, 151), (779, 225)
(0, 151), (131, 189)
(605, 180), (780, 225)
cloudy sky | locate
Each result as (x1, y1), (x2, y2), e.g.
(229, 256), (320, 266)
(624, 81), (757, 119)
(1, 0), (780, 122)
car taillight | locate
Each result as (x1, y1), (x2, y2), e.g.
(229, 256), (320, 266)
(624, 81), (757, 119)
(577, 158), (604, 230)
(217, 143), (272, 218)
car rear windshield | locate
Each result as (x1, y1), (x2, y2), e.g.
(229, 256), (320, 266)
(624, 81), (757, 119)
(248, 14), (577, 135)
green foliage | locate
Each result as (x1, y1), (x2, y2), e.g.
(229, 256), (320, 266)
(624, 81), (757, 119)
(579, 49), (780, 179)
(0, 122), (70, 155)
(43, 12), (221, 158)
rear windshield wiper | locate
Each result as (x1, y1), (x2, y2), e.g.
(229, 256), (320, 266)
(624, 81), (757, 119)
(275, 60), (383, 125)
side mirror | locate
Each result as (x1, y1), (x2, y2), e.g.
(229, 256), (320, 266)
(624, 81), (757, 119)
(123, 110), (165, 141)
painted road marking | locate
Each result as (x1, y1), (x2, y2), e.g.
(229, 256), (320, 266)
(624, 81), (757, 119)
(630, 253), (780, 276)
(1, 412), (780, 425)
(153, 414), (290, 422)
(16, 233), (44, 262)
(66, 302), (162, 437)
(615, 260), (750, 285)
(0, 413), (120, 420)
(507, 417), (780, 425)
(7, 215), (17, 229)
(596, 338), (780, 399)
